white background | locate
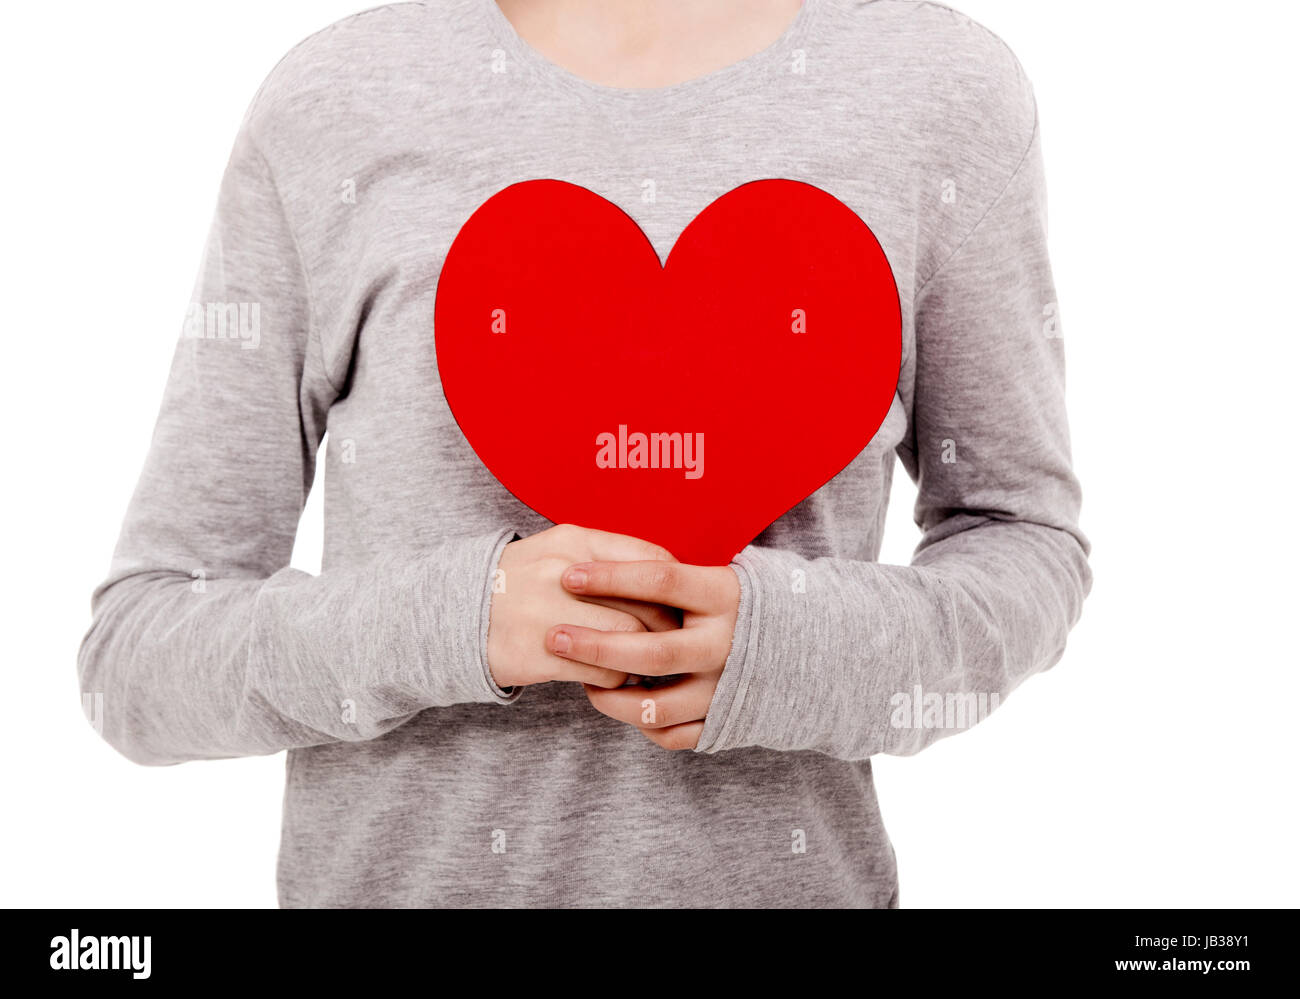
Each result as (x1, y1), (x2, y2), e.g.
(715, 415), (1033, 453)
(1, 1), (1296, 908)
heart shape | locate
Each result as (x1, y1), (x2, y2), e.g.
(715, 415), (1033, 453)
(435, 179), (901, 566)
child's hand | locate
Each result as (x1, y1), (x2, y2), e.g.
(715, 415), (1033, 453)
(486, 525), (681, 690)
(546, 560), (742, 750)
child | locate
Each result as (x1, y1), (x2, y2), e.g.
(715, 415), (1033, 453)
(79, 0), (1090, 907)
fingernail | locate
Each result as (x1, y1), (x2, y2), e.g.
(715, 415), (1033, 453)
(563, 567), (588, 590)
(552, 631), (571, 654)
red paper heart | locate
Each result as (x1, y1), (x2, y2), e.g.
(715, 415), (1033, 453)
(435, 179), (901, 566)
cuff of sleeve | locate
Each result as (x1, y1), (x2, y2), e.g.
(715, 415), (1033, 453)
(477, 527), (523, 703)
(694, 548), (763, 754)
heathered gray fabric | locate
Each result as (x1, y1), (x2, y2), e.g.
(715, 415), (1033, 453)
(78, 0), (1091, 907)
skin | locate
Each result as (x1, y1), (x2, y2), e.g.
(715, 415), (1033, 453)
(487, 524), (741, 750)
(495, 0), (805, 89)
(485, 2), (795, 745)
(487, 525), (684, 689)
(551, 555), (740, 750)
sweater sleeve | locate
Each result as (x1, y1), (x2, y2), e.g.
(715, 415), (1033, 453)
(694, 110), (1092, 762)
(77, 107), (521, 767)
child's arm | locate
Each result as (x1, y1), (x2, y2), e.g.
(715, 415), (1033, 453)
(702, 106), (1091, 760)
(552, 83), (1092, 761)
(78, 95), (685, 766)
(75, 110), (527, 765)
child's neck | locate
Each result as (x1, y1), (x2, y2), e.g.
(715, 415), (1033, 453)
(493, 0), (805, 89)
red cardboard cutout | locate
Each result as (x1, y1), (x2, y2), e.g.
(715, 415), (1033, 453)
(435, 179), (901, 566)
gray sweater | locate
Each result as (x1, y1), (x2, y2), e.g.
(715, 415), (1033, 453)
(78, 0), (1091, 907)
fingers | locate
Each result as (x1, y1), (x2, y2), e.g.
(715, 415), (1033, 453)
(583, 673), (717, 729)
(547, 623), (728, 676)
(541, 603), (644, 688)
(561, 560), (723, 614)
(572, 601), (652, 635)
(552, 524), (677, 564)
(640, 721), (705, 751)
(574, 595), (682, 633)
(553, 660), (628, 689)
